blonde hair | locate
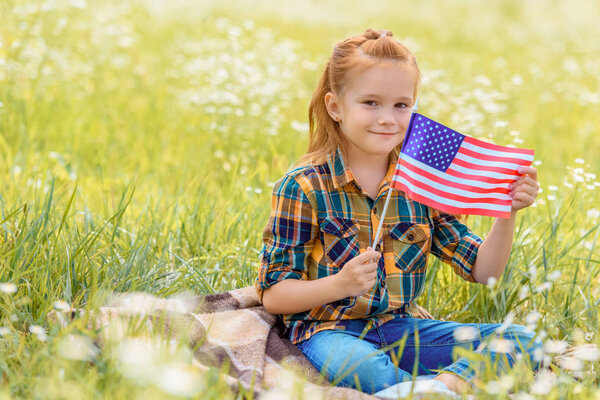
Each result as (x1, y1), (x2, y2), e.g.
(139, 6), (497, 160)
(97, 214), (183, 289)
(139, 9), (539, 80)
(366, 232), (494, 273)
(297, 29), (421, 167)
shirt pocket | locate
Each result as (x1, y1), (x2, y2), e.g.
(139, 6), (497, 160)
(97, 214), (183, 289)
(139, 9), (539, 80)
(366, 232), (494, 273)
(319, 216), (360, 273)
(388, 222), (431, 273)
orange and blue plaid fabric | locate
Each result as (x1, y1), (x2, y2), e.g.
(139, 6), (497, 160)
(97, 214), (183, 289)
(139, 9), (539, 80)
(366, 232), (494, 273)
(255, 148), (482, 344)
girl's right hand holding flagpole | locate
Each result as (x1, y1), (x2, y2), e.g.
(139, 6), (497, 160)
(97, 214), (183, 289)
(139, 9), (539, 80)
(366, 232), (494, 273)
(261, 248), (381, 315)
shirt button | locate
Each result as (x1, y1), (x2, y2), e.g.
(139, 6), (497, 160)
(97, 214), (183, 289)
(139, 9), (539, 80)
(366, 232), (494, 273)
(373, 207), (378, 214)
(407, 234), (415, 241)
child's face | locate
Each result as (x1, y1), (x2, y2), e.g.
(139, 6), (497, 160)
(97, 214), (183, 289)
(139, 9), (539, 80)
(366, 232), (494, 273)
(326, 63), (416, 162)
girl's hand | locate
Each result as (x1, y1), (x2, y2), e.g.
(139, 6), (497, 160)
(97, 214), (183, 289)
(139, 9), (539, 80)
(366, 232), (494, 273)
(335, 247), (381, 298)
(509, 166), (540, 212)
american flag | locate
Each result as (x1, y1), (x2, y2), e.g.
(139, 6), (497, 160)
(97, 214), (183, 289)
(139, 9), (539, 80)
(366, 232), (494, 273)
(391, 113), (535, 218)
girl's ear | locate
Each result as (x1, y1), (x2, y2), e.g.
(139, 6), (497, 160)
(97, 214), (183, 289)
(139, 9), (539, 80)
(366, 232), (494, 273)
(324, 92), (342, 122)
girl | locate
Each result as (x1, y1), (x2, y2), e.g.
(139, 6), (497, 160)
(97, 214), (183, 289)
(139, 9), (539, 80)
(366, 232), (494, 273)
(255, 29), (542, 396)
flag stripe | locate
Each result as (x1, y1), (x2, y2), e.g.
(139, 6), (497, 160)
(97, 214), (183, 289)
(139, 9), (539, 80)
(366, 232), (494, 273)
(395, 169), (512, 204)
(448, 162), (518, 182)
(452, 157), (521, 177)
(393, 178), (512, 216)
(463, 136), (535, 158)
(456, 148), (532, 169)
(399, 157), (513, 190)
(398, 158), (510, 195)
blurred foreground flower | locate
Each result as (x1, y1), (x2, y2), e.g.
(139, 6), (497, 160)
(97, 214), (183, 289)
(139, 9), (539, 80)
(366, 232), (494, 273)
(58, 334), (98, 361)
(453, 326), (478, 342)
(530, 370), (556, 395)
(157, 363), (202, 397)
(54, 300), (72, 311)
(489, 338), (514, 353)
(0, 283), (17, 294)
(29, 325), (47, 341)
(544, 339), (568, 354)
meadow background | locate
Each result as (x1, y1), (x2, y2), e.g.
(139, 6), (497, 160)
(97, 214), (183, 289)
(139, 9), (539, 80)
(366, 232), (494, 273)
(1, 0), (599, 398)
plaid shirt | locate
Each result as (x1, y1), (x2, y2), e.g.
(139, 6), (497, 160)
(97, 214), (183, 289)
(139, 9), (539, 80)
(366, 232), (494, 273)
(255, 148), (482, 344)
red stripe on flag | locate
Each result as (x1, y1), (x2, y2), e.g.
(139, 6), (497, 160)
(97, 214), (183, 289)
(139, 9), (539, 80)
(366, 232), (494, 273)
(463, 136), (535, 155)
(457, 146), (534, 166)
(452, 157), (520, 176)
(397, 159), (510, 195)
(393, 181), (512, 218)
(395, 170), (512, 206)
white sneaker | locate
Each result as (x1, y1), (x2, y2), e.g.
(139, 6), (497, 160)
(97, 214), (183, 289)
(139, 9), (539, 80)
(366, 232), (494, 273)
(374, 379), (460, 399)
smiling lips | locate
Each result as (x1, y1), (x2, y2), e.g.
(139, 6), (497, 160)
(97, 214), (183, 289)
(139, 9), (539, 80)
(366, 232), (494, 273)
(370, 131), (398, 136)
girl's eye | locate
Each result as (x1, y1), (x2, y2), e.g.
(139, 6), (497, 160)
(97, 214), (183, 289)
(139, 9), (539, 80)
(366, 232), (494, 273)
(396, 103), (408, 109)
(364, 100), (377, 106)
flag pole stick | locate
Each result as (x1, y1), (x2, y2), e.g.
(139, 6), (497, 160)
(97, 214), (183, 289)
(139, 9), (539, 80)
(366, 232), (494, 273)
(372, 188), (392, 249)
(371, 98), (419, 250)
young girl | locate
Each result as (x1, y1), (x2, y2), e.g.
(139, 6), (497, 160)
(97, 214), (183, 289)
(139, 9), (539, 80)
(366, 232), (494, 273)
(255, 29), (542, 396)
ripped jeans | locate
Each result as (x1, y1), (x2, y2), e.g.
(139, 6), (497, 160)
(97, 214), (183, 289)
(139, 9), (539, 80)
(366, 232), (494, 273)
(296, 317), (542, 394)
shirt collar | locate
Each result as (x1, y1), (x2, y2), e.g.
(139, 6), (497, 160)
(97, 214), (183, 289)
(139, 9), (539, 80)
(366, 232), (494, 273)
(326, 147), (397, 192)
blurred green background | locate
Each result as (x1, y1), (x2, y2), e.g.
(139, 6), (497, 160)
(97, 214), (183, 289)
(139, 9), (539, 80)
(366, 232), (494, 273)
(1, 0), (599, 397)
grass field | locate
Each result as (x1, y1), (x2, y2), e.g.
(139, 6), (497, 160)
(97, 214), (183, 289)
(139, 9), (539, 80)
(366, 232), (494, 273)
(1, 0), (599, 398)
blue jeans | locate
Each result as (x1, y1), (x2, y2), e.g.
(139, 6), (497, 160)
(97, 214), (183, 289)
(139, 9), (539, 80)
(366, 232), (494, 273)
(296, 317), (542, 394)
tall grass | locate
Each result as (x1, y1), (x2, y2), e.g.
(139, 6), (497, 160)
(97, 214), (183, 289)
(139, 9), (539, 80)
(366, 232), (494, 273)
(0, 0), (599, 397)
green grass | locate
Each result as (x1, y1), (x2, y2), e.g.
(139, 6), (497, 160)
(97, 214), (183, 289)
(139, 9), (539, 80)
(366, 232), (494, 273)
(1, 0), (599, 398)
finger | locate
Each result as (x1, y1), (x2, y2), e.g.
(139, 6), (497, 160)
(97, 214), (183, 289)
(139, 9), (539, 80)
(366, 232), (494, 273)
(509, 175), (539, 191)
(363, 263), (378, 274)
(356, 250), (382, 263)
(517, 166), (537, 180)
(510, 182), (540, 198)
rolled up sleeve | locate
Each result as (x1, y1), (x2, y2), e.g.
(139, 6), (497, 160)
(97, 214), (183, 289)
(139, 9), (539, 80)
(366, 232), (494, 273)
(429, 210), (483, 282)
(255, 174), (317, 302)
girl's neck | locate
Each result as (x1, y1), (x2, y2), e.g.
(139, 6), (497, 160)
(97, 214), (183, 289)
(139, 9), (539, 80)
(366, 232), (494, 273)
(347, 149), (390, 177)
(345, 149), (390, 199)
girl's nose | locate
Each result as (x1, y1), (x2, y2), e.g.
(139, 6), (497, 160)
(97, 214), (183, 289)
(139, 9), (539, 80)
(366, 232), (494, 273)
(377, 109), (396, 125)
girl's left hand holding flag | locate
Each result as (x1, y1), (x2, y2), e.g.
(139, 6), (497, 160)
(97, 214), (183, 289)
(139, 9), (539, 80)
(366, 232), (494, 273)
(509, 166), (540, 212)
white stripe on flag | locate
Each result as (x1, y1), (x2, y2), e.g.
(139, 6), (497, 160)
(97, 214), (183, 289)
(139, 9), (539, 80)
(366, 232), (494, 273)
(393, 176), (512, 212)
(402, 155), (511, 189)
(448, 163), (516, 180)
(398, 165), (512, 201)
(454, 151), (524, 171)
(461, 140), (534, 161)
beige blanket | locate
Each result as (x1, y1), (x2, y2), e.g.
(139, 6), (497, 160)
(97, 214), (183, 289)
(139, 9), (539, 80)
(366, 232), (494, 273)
(50, 287), (376, 399)
(49, 287), (593, 398)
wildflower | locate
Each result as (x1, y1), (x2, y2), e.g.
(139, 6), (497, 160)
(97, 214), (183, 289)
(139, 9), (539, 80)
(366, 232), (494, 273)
(530, 370), (556, 395)
(514, 392), (535, 400)
(54, 300), (72, 311)
(525, 311), (540, 328)
(548, 185), (559, 191)
(560, 356), (583, 371)
(486, 276), (497, 288)
(453, 326), (479, 342)
(496, 311), (515, 333)
(29, 325), (47, 341)
(547, 270), (561, 281)
(519, 285), (530, 300)
(489, 338), (514, 353)
(544, 339), (568, 354)
(575, 158), (585, 164)
(58, 334), (98, 361)
(571, 345), (600, 361)
(0, 327), (10, 336)
(157, 363), (202, 397)
(0, 283), (17, 294)
(535, 282), (552, 292)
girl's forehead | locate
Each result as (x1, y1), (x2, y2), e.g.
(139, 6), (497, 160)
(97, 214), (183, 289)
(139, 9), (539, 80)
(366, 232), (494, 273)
(341, 62), (418, 95)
